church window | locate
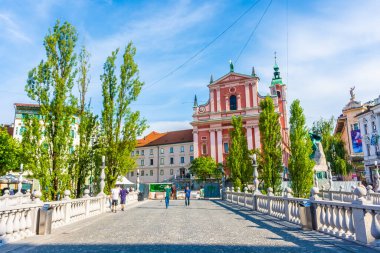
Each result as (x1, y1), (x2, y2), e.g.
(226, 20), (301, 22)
(277, 91), (281, 98)
(202, 144), (207, 155)
(224, 143), (229, 154)
(230, 95), (237, 110)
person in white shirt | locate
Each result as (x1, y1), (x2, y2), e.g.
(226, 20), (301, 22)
(110, 185), (121, 213)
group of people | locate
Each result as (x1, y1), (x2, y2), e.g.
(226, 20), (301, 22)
(164, 185), (191, 209)
(110, 185), (129, 213)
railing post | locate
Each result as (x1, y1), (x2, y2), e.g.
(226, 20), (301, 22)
(244, 187), (248, 207)
(267, 188), (273, 215)
(351, 185), (373, 244)
(310, 187), (320, 230)
(225, 187), (230, 202)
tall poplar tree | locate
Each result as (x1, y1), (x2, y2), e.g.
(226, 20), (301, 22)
(72, 47), (98, 197)
(100, 42), (147, 192)
(288, 100), (314, 198)
(24, 21), (78, 200)
(259, 97), (283, 194)
(0, 127), (21, 175)
(227, 116), (252, 190)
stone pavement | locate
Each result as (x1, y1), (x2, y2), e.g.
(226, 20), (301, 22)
(2, 199), (379, 253)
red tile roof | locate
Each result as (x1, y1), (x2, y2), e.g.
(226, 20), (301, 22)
(142, 129), (193, 147)
(14, 103), (40, 108)
(137, 131), (166, 147)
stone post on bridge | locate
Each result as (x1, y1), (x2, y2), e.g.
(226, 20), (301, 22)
(250, 154), (261, 211)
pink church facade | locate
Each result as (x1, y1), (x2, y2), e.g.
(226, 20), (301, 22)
(191, 61), (290, 172)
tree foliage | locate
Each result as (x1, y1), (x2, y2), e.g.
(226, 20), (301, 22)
(100, 43), (147, 193)
(288, 100), (314, 198)
(312, 117), (351, 176)
(72, 46), (98, 198)
(189, 156), (221, 181)
(0, 128), (21, 175)
(24, 20), (78, 200)
(227, 116), (252, 190)
(258, 97), (283, 194)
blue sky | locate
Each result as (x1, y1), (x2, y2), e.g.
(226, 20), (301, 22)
(1, 0), (379, 135)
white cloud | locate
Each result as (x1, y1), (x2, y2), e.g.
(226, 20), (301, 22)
(0, 13), (32, 43)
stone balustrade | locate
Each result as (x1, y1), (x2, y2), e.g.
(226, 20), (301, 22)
(0, 191), (32, 209)
(0, 190), (139, 245)
(224, 185), (380, 246)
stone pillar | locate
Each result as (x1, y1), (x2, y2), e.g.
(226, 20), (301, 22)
(193, 130), (199, 158)
(210, 89), (214, 112)
(246, 126), (253, 150)
(217, 129), (223, 163)
(216, 87), (221, 112)
(252, 83), (257, 107)
(254, 126), (260, 149)
(210, 130), (216, 160)
(245, 84), (250, 108)
(237, 94), (241, 110)
(225, 97), (229, 111)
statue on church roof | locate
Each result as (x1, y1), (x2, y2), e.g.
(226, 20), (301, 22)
(229, 60), (234, 73)
(350, 86), (356, 101)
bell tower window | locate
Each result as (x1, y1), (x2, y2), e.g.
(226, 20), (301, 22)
(230, 95), (237, 110)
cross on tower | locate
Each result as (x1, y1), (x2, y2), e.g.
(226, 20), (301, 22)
(274, 51), (277, 64)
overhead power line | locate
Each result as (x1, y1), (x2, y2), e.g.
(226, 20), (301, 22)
(234, 0), (273, 64)
(143, 0), (262, 91)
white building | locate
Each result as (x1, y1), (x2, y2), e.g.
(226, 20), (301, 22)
(13, 103), (80, 149)
(356, 95), (380, 183)
(127, 129), (194, 184)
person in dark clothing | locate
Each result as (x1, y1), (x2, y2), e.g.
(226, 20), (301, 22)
(184, 186), (191, 206)
(119, 186), (129, 211)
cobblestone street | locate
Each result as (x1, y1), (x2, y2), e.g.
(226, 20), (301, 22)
(2, 199), (378, 253)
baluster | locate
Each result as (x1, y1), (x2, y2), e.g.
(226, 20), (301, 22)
(0, 211), (9, 242)
(331, 206), (338, 234)
(19, 209), (26, 238)
(346, 208), (354, 239)
(25, 208), (33, 236)
(320, 205), (326, 231)
(12, 210), (21, 240)
(6, 211), (15, 241)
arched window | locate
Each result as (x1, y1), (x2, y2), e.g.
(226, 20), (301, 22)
(277, 91), (281, 98)
(230, 95), (237, 110)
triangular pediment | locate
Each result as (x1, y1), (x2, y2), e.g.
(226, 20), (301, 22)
(209, 72), (255, 87)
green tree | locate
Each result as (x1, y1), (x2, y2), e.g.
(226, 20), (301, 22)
(24, 20), (78, 200)
(0, 127), (21, 175)
(189, 156), (222, 181)
(312, 118), (351, 176)
(72, 46), (98, 198)
(100, 42), (147, 192)
(259, 97), (283, 194)
(227, 116), (253, 190)
(288, 100), (314, 198)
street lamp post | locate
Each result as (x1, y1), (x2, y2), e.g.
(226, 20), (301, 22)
(250, 154), (261, 195)
(136, 168), (140, 193)
(16, 163), (23, 195)
(97, 156), (106, 197)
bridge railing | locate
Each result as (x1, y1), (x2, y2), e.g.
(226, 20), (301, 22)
(0, 191), (33, 209)
(0, 189), (139, 245)
(319, 187), (380, 205)
(224, 185), (380, 246)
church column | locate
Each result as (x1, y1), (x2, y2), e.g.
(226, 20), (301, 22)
(252, 83), (258, 107)
(246, 126), (253, 150)
(216, 87), (221, 112)
(217, 129), (223, 163)
(237, 94), (241, 110)
(210, 130), (216, 160)
(254, 126), (260, 149)
(210, 89), (214, 112)
(245, 84), (250, 108)
(193, 130), (199, 158)
(225, 96), (229, 111)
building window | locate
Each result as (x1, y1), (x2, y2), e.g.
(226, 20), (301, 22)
(141, 170), (145, 176)
(170, 147), (174, 153)
(180, 146), (184, 152)
(367, 144), (371, 156)
(140, 159), (144, 166)
(131, 151), (134, 156)
(364, 124), (368, 134)
(19, 127), (26, 135)
(141, 150), (145, 156)
(160, 158), (164, 165)
(202, 144), (207, 155)
(170, 157), (174, 165)
(150, 159), (153, 166)
(372, 121), (377, 131)
(131, 171), (134, 177)
(190, 156), (194, 162)
(276, 91), (281, 98)
(136, 150), (140, 155)
(230, 95), (237, 110)
(160, 148), (164, 154)
(160, 170), (164, 175)
(190, 145), (194, 152)
(170, 169), (173, 175)
(150, 170), (153, 176)
(180, 157), (185, 164)
(150, 149), (153, 155)
(224, 143), (229, 154)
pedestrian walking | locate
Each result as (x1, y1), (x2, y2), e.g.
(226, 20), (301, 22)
(184, 186), (191, 206)
(119, 186), (129, 211)
(110, 185), (121, 213)
(164, 185), (172, 209)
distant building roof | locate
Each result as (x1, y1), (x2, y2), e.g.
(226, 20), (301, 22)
(137, 131), (166, 147)
(137, 129), (193, 147)
(14, 103), (40, 108)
